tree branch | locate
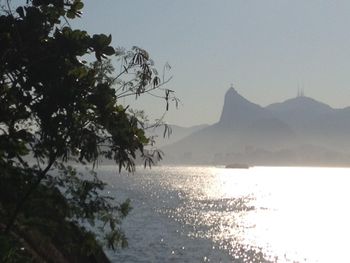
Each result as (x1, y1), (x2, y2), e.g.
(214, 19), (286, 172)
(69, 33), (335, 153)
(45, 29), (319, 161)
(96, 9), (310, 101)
(5, 155), (57, 233)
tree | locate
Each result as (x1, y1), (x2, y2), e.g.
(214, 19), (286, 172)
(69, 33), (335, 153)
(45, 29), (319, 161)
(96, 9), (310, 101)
(0, 0), (175, 261)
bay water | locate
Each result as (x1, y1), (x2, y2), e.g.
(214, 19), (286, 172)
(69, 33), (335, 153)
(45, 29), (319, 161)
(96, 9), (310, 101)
(99, 166), (350, 263)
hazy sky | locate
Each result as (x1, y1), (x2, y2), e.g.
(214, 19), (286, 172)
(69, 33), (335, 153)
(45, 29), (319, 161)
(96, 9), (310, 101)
(74, 0), (350, 126)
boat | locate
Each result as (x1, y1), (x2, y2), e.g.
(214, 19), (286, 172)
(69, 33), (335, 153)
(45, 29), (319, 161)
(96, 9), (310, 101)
(225, 163), (249, 169)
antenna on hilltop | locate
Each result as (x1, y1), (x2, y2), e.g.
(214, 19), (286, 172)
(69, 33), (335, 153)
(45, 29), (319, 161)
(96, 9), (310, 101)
(230, 83), (234, 89)
(301, 83), (305, 97)
(297, 82), (305, 97)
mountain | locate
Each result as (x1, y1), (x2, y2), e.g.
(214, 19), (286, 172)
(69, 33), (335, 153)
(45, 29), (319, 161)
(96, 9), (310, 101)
(266, 96), (332, 114)
(162, 89), (350, 166)
(148, 124), (209, 147)
(162, 88), (296, 164)
(266, 96), (350, 151)
(219, 87), (268, 129)
(217, 88), (295, 142)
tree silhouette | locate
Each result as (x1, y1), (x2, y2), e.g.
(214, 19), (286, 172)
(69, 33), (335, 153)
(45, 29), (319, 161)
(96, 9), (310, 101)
(0, 0), (175, 261)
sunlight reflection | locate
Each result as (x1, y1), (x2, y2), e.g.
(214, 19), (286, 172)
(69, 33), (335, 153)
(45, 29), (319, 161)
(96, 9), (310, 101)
(104, 165), (350, 262)
(207, 166), (350, 262)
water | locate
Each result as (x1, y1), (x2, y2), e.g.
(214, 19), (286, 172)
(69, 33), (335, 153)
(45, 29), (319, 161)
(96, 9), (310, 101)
(98, 166), (350, 263)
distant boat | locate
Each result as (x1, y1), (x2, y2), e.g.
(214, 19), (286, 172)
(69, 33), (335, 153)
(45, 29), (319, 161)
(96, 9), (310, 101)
(225, 163), (250, 169)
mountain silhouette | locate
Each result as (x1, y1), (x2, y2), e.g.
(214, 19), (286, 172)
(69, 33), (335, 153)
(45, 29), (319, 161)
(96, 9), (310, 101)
(266, 96), (332, 114)
(162, 88), (350, 166)
(217, 87), (295, 139)
(148, 124), (209, 147)
(219, 87), (267, 128)
(267, 95), (350, 151)
(162, 88), (295, 163)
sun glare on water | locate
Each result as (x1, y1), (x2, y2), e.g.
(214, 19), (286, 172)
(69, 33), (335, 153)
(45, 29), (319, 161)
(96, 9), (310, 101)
(208, 166), (350, 262)
(104, 165), (350, 262)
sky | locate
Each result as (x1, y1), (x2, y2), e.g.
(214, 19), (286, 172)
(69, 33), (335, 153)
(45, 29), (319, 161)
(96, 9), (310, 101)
(73, 0), (350, 126)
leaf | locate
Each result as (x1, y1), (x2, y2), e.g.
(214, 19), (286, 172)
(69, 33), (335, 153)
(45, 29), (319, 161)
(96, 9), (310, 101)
(103, 46), (115, 56)
(107, 34), (112, 46)
(66, 10), (75, 19)
(75, 2), (84, 10)
(153, 76), (160, 87)
(16, 7), (25, 18)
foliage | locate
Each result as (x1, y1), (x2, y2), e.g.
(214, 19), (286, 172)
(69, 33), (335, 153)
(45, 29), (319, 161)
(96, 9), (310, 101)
(0, 0), (175, 261)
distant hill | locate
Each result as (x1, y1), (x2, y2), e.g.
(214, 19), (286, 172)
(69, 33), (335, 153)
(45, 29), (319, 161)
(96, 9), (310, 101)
(266, 96), (332, 114)
(148, 124), (209, 147)
(266, 96), (350, 151)
(217, 88), (295, 144)
(162, 88), (350, 166)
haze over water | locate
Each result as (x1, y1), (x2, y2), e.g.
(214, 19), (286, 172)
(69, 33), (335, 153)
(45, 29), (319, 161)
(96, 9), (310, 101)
(101, 165), (350, 263)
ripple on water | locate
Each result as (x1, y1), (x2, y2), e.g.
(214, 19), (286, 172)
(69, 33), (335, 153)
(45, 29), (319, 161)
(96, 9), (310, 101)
(99, 166), (350, 262)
